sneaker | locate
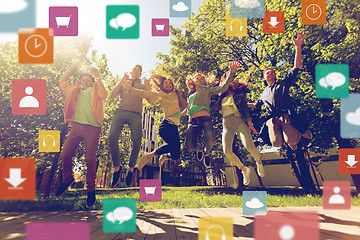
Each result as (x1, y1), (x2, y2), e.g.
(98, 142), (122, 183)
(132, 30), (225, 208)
(138, 153), (152, 171)
(86, 190), (96, 209)
(111, 166), (122, 188)
(55, 177), (75, 198)
(196, 150), (204, 161)
(242, 167), (251, 186)
(256, 161), (265, 177)
(302, 129), (313, 140)
(203, 155), (211, 168)
(159, 154), (167, 166)
(125, 169), (133, 187)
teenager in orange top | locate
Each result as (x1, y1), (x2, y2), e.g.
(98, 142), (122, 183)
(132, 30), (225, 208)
(55, 62), (107, 209)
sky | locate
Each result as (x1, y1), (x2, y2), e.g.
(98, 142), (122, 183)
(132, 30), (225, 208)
(0, 0), (205, 77)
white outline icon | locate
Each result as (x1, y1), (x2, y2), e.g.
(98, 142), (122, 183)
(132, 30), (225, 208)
(24, 34), (48, 58)
(306, 4), (322, 20)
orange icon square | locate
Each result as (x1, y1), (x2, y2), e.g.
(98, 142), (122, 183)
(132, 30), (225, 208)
(339, 148), (360, 174)
(263, 11), (284, 34)
(302, 0), (326, 25)
(0, 158), (36, 200)
(19, 28), (54, 64)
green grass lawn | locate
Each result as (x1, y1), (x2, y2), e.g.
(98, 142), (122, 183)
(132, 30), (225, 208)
(1, 186), (359, 211)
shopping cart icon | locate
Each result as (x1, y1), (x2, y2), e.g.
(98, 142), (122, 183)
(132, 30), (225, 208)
(155, 24), (165, 31)
(55, 15), (72, 28)
(144, 186), (156, 195)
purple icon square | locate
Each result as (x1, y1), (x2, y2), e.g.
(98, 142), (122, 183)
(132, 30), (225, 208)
(49, 7), (78, 36)
(26, 222), (90, 240)
(140, 179), (162, 202)
(152, 19), (169, 37)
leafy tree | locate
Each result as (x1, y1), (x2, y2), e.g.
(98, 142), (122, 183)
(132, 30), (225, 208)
(157, 0), (360, 190)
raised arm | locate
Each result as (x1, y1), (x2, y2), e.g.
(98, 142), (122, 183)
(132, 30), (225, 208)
(59, 61), (81, 83)
(111, 73), (128, 99)
(209, 59), (241, 94)
(90, 67), (107, 100)
(175, 89), (189, 112)
(121, 78), (159, 103)
(292, 30), (307, 69)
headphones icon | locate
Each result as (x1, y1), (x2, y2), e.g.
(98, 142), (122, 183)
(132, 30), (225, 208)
(43, 135), (56, 147)
(229, 19), (243, 32)
(205, 224), (226, 240)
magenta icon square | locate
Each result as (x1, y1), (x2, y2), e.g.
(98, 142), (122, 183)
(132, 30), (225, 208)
(152, 19), (169, 36)
(26, 222), (90, 240)
(140, 179), (162, 202)
(49, 7), (78, 36)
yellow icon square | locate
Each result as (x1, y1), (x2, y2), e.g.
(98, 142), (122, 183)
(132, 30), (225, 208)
(226, 15), (247, 37)
(198, 217), (233, 240)
(39, 130), (60, 152)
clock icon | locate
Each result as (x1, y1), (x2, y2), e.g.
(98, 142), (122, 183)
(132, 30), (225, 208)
(24, 34), (48, 58)
(306, 4), (322, 21)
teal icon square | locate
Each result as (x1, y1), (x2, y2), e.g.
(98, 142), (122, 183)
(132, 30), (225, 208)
(170, 0), (191, 18)
(341, 94), (360, 138)
(231, 0), (265, 18)
(316, 64), (349, 99)
(103, 199), (136, 233)
(0, 0), (36, 32)
(243, 191), (267, 216)
(106, 5), (139, 39)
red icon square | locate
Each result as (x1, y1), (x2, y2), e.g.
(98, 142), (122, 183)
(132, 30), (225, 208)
(19, 28), (54, 64)
(339, 148), (360, 174)
(12, 79), (47, 115)
(263, 11), (284, 33)
(323, 181), (351, 209)
(0, 158), (36, 200)
(255, 211), (319, 240)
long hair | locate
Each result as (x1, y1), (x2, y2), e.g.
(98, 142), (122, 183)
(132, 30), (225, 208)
(150, 74), (174, 92)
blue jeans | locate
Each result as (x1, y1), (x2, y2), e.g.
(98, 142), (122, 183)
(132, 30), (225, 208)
(155, 119), (180, 160)
(108, 109), (142, 168)
(185, 116), (216, 155)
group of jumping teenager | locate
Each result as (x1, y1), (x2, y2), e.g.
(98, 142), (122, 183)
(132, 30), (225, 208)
(55, 30), (312, 208)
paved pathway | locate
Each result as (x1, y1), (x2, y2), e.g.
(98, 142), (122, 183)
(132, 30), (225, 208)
(1, 207), (360, 239)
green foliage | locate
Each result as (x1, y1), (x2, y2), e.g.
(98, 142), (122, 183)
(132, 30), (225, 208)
(0, 37), (134, 178)
(157, 0), (360, 169)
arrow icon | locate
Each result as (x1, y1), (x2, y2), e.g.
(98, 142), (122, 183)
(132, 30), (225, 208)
(269, 17), (279, 27)
(5, 168), (26, 188)
(345, 155), (358, 168)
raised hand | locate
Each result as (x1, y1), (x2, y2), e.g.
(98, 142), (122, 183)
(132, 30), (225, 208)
(90, 67), (100, 79)
(71, 61), (82, 70)
(121, 73), (130, 83)
(292, 30), (307, 48)
(121, 75), (132, 91)
(229, 59), (241, 73)
(144, 78), (151, 91)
